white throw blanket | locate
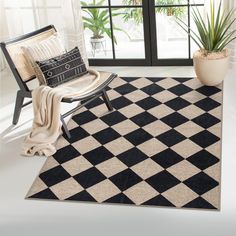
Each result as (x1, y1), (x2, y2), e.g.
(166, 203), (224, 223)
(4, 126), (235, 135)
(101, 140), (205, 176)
(22, 69), (110, 157)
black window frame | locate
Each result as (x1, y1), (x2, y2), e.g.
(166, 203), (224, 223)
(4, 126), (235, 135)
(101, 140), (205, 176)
(81, 0), (205, 66)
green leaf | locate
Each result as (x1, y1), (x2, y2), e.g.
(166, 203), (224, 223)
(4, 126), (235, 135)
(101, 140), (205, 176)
(80, 1), (87, 7)
(82, 2), (129, 40)
(176, 18), (203, 49)
(177, 0), (236, 52)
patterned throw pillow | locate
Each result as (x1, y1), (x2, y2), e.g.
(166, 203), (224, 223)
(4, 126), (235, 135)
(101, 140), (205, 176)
(22, 34), (66, 84)
(36, 47), (88, 87)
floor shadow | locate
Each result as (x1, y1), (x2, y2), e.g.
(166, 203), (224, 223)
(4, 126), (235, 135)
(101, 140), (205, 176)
(0, 119), (32, 140)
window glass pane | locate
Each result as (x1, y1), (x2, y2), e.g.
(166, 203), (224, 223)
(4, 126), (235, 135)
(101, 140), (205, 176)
(82, 7), (113, 58)
(190, 0), (205, 4)
(190, 6), (204, 57)
(112, 8), (145, 58)
(110, 0), (142, 6)
(155, 6), (188, 58)
(81, 0), (108, 7)
(155, 0), (188, 6)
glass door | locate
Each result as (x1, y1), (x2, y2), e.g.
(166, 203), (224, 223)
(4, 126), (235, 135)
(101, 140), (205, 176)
(81, 0), (205, 66)
(151, 0), (205, 66)
(81, 0), (151, 66)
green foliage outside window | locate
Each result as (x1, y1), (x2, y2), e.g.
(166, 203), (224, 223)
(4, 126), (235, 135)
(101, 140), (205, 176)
(122, 0), (187, 25)
(81, 0), (129, 42)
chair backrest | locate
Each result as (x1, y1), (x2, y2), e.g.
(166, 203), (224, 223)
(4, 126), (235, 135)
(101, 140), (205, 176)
(0, 25), (56, 91)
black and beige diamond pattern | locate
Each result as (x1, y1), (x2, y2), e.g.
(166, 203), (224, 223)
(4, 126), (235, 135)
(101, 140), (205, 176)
(27, 77), (222, 210)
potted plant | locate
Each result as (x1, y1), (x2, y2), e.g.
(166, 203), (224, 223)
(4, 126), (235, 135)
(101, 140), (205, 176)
(81, 0), (129, 51)
(177, 0), (236, 86)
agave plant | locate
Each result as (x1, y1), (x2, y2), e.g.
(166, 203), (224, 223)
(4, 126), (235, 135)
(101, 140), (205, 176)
(176, 0), (236, 53)
(81, 0), (129, 44)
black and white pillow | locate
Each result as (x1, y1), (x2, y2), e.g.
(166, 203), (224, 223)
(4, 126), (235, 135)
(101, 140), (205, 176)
(36, 47), (88, 87)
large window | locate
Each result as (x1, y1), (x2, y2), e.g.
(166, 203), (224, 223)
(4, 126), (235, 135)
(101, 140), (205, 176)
(152, 0), (205, 65)
(81, 0), (205, 66)
(81, 0), (148, 65)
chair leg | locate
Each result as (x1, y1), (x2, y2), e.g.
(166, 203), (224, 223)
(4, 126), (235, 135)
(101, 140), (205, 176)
(102, 90), (113, 111)
(12, 91), (24, 125)
(60, 116), (71, 139)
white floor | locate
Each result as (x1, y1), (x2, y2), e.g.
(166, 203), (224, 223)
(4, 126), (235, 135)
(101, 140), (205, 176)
(0, 66), (236, 236)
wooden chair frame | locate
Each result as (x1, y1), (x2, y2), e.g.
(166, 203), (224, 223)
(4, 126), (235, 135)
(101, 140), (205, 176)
(0, 25), (117, 138)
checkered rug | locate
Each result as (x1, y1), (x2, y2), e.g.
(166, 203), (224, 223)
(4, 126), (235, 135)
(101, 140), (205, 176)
(27, 77), (223, 210)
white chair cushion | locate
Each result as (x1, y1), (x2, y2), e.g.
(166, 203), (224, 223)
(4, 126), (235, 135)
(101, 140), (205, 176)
(22, 33), (66, 84)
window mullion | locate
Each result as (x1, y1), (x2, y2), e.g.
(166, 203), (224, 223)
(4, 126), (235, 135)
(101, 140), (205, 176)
(108, 0), (116, 59)
(187, 0), (191, 59)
